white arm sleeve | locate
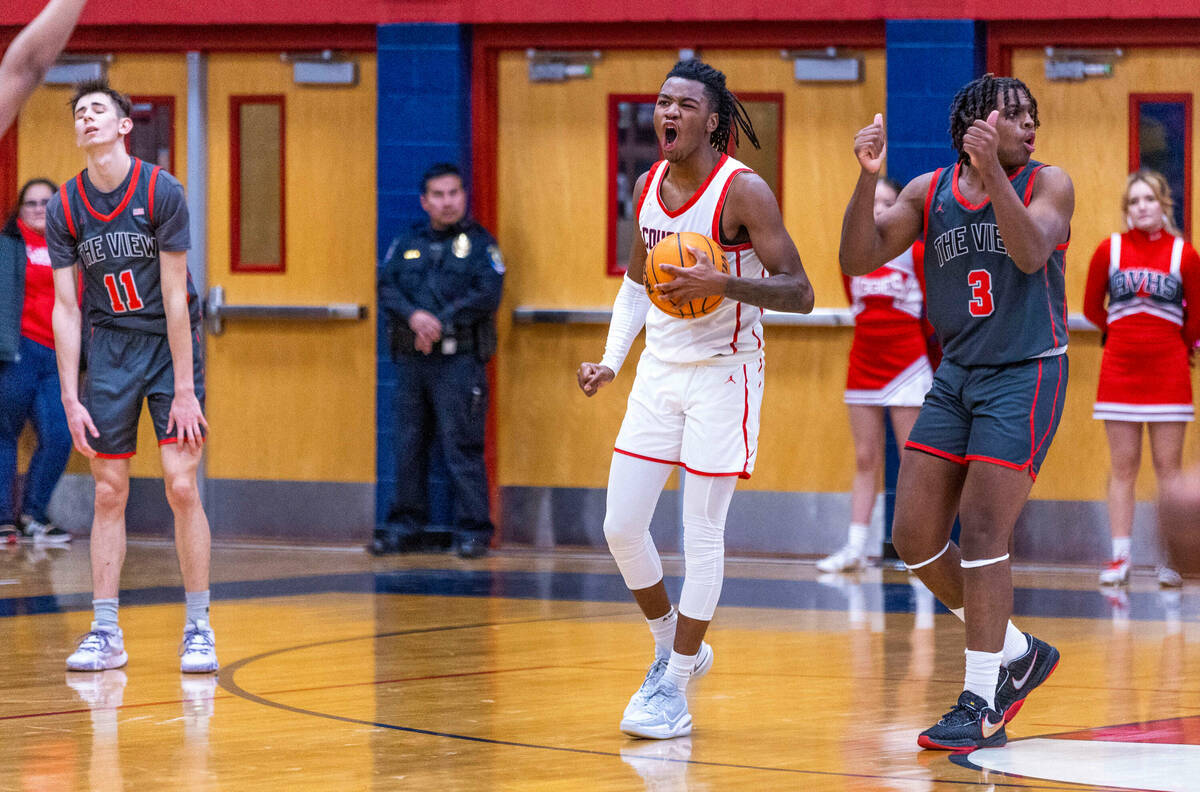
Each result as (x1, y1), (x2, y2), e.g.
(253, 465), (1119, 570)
(599, 275), (651, 376)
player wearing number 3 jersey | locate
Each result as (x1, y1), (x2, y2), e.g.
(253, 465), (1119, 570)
(840, 74), (1074, 751)
(44, 78), (218, 676)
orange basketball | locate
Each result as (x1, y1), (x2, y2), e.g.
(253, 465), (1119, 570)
(644, 232), (729, 319)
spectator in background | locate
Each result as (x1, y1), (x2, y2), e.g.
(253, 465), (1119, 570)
(1084, 169), (1200, 588)
(0, 179), (73, 544)
(819, 178), (933, 573)
(376, 163), (505, 559)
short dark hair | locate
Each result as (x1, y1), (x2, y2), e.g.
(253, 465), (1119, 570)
(421, 163), (464, 194)
(664, 59), (760, 154)
(949, 74), (1039, 166)
(69, 77), (132, 119)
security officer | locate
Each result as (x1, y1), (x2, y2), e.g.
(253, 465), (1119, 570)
(376, 163), (505, 559)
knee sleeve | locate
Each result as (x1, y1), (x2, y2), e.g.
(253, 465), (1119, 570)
(603, 453), (672, 590)
(678, 474), (737, 621)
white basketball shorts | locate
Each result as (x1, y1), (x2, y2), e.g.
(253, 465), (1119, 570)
(614, 352), (764, 479)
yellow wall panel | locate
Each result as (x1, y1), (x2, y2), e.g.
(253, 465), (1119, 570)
(204, 54), (377, 482)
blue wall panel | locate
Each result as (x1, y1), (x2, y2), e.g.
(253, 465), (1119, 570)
(885, 20), (985, 186)
(880, 20), (984, 555)
(375, 24), (472, 530)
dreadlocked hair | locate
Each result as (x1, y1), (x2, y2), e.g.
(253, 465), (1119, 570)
(948, 73), (1039, 165)
(665, 59), (760, 154)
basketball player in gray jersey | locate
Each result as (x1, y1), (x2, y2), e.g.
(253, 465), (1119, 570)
(0, 0), (88, 136)
(839, 75), (1074, 751)
(46, 78), (217, 674)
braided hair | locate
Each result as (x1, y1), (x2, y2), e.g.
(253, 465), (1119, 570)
(948, 74), (1039, 165)
(665, 59), (760, 154)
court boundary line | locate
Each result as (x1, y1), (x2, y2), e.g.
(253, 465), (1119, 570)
(217, 616), (1085, 790)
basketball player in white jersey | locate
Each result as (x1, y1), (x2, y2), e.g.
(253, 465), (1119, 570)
(0, 0), (88, 136)
(577, 59), (814, 739)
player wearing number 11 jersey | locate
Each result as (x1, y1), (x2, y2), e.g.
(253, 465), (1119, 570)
(839, 74), (1074, 751)
(45, 78), (217, 675)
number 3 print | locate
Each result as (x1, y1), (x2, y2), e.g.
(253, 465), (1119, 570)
(103, 269), (145, 313)
(967, 269), (994, 317)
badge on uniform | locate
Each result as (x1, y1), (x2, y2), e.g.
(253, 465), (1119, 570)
(452, 233), (471, 258)
(487, 244), (506, 274)
(403, 249), (421, 260)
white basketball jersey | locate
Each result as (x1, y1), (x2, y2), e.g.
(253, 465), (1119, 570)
(637, 154), (766, 364)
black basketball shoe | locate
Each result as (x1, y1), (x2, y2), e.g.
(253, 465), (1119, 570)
(918, 690), (1007, 751)
(995, 632), (1060, 723)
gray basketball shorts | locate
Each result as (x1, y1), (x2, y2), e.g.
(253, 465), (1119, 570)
(905, 353), (1067, 480)
(83, 324), (206, 458)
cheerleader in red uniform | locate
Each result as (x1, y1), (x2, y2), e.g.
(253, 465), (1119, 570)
(819, 179), (934, 572)
(1084, 169), (1200, 587)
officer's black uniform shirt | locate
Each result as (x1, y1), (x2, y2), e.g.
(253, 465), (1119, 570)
(379, 218), (505, 341)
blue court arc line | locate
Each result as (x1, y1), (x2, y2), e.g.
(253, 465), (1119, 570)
(0, 567), (1190, 622)
(219, 618), (1078, 790)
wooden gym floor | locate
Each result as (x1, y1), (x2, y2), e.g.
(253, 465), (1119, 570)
(2, 540), (1199, 791)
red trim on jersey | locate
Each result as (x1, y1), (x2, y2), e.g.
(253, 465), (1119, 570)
(730, 250), (743, 353)
(950, 162), (990, 210)
(964, 453), (1037, 480)
(95, 451), (136, 459)
(740, 363), (751, 476)
(950, 161), (1027, 211)
(1032, 355), (1064, 462)
(147, 165), (162, 223)
(59, 182), (77, 239)
(923, 168), (942, 233)
(682, 465), (744, 478)
(712, 167), (752, 251)
(613, 447), (677, 467)
(158, 436), (204, 447)
(1024, 165), (1064, 348)
(656, 153), (728, 219)
(76, 159), (142, 223)
(637, 160), (664, 220)
(905, 441), (966, 466)
(1042, 265), (1060, 347)
(1026, 357), (1043, 467)
(1022, 164), (1046, 206)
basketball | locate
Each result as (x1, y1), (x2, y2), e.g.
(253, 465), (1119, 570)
(644, 231), (729, 319)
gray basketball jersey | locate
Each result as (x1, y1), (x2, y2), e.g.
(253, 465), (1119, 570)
(46, 158), (197, 335)
(923, 161), (1068, 366)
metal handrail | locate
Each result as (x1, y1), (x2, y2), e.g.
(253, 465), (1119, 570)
(205, 285), (368, 335)
(512, 305), (1101, 331)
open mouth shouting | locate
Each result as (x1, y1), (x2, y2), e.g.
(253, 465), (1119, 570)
(662, 124), (679, 152)
(1022, 133), (1035, 154)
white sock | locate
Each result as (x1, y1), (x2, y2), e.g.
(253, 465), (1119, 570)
(950, 606), (965, 622)
(1112, 537), (1132, 561)
(964, 649), (1003, 709)
(647, 607), (677, 660)
(1002, 623), (1030, 666)
(846, 522), (869, 555)
(663, 649), (696, 691)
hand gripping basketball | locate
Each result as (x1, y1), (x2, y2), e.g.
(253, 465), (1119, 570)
(644, 231), (730, 319)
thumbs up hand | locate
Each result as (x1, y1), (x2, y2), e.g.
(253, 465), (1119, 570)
(853, 113), (887, 174)
(963, 110), (1001, 171)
